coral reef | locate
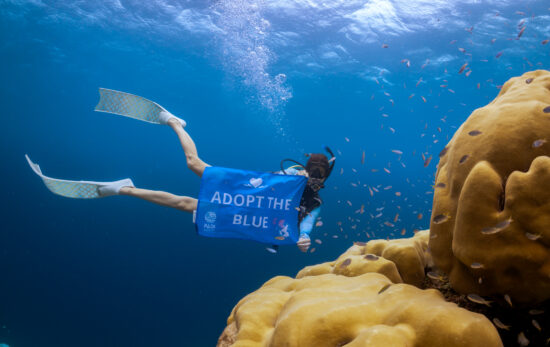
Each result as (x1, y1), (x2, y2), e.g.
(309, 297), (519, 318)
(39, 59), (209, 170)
(431, 70), (550, 305)
(217, 273), (502, 347)
(297, 229), (431, 287)
(218, 230), (504, 347)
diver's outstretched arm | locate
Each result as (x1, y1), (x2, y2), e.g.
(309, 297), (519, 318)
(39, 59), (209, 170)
(167, 118), (211, 177)
(119, 186), (197, 213)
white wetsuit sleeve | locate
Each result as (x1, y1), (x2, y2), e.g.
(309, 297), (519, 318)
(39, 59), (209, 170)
(299, 207), (321, 239)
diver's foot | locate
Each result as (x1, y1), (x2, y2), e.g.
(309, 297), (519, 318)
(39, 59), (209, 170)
(160, 111), (186, 128)
(98, 178), (135, 197)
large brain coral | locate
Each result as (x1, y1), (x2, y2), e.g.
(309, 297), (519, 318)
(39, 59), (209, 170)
(431, 69), (550, 305)
(217, 273), (502, 347)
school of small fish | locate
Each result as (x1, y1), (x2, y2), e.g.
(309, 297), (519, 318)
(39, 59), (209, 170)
(300, 8), (550, 271)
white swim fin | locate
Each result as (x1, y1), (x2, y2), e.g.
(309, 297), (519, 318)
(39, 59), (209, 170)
(25, 154), (134, 199)
(94, 88), (185, 126)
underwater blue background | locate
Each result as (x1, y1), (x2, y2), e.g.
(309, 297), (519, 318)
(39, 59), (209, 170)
(1, 1), (549, 346)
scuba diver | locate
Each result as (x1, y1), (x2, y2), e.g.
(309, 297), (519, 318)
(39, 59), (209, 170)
(26, 89), (334, 253)
(267, 152), (334, 253)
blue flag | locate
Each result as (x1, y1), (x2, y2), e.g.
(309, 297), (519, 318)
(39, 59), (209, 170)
(196, 167), (307, 245)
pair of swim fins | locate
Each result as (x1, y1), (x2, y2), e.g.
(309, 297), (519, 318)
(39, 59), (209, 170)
(26, 88), (184, 199)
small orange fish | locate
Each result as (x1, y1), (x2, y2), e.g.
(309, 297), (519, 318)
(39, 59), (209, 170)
(470, 262), (484, 269)
(481, 219), (512, 235)
(448, 89), (455, 93)
(476, 83), (480, 89)
(423, 155), (432, 167)
(421, 96), (427, 103)
(449, 40), (457, 44)
(400, 228), (406, 235)
(504, 294), (513, 307)
(491, 38), (496, 44)
(517, 26), (526, 39)
(525, 232), (541, 241)
(421, 59), (429, 69)
(382, 44), (388, 48)
(465, 70), (472, 77)
(467, 293), (492, 306)
(492, 318), (511, 330)
(361, 150), (365, 165)
(532, 319), (541, 331)
(542, 39), (549, 45)
(427, 271), (444, 281)
(458, 63), (468, 74)
(275, 236), (285, 240)
(458, 47), (466, 53)
(393, 213), (399, 222)
(495, 51), (503, 58)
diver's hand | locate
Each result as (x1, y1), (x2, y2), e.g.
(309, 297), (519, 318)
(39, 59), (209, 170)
(297, 236), (311, 252)
(291, 169), (308, 177)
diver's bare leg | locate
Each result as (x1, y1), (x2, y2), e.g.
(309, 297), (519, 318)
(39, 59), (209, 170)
(119, 187), (197, 213)
(167, 118), (211, 177)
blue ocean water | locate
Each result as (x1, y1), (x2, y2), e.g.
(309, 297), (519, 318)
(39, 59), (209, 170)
(1, 1), (549, 346)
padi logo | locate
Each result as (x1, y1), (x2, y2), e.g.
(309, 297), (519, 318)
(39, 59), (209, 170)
(205, 211), (217, 224)
(203, 211), (216, 232)
(244, 177), (266, 188)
